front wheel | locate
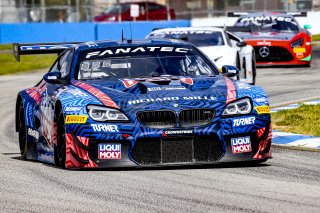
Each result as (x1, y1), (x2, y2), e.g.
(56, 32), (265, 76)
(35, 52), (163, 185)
(251, 57), (256, 85)
(54, 111), (66, 168)
(18, 102), (27, 160)
(236, 55), (241, 81)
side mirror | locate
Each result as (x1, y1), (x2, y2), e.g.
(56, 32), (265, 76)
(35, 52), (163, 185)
(221, 65), (239, 77)
(43, 71), (62, 84)
(236, 41), (247, 47)
(304, 24), (311, 30)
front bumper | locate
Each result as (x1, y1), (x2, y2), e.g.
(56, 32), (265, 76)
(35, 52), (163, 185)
(64, 116), (272, 169)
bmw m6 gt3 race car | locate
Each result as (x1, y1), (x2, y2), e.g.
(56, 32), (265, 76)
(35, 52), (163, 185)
(147, 27), (257, 84)
(227, 12), (312, 67)
(14, 39), (272, 169)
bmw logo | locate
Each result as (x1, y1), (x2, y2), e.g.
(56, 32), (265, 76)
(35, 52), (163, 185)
(173, 103), (179, 108)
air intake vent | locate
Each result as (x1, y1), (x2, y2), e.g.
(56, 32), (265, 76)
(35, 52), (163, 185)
(136, 110), (176, 128)
(179, 109), (215, 127)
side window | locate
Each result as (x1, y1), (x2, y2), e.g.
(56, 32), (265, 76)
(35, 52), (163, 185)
(224, 31), (233, 47)
(48, 50), (72, 78)
(148, 3), (163, 11)
(59, 50), (72, 78)
(49, 59), (59, 73)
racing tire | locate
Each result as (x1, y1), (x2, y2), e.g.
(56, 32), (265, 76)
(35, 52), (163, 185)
(251, 57), (256, 85)
(236, 55), (241, 81)
(18, 102), (27, 160)
(55, 110), (66, 168)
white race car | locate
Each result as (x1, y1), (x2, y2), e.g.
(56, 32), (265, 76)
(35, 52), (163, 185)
(146, 27), (256, 84)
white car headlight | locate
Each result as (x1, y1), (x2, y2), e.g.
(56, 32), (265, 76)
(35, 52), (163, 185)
(87, 105), (128, 122)
(222, 98), (252, 116)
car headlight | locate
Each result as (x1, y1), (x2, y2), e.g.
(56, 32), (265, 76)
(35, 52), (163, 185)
(222, 98), (252, 116)
(291, 38), (304, 48)
(87, 105), (128, 122)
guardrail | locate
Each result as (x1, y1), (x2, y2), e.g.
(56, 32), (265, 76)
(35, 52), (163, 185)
(0, 20), (190, 44)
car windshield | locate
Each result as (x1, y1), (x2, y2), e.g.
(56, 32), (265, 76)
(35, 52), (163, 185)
(235, 16), (299, 32)
(104, 4), (130, 15)
(149, 30), (225, 47)
(77, 45), (218, 80)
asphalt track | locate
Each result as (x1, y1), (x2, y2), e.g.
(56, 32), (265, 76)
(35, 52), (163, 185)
(0, 50), (320, 212)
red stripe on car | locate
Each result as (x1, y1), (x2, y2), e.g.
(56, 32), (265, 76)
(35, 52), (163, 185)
(72, 80), (119, 109)
(225, 77), (236, 104)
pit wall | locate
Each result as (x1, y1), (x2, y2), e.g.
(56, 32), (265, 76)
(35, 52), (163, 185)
(191, 11), (320, 35)
(0, 20), (190, 44)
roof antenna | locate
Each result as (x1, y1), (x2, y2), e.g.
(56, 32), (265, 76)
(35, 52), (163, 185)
(121, 29), (124, 42)
(128, 21), (132, 43)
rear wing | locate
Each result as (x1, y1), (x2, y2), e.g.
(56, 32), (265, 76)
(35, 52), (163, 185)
(225, 26), (252, 33)
(227, 12), (249, 17)
(13, 42), (79, 61)
(227, 11), (307, 17)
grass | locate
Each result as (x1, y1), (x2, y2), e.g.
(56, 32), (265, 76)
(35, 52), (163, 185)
(312, 34), (320, 41)
(0, 44), (12, 50)
(0, 44), (57, 75)
(271, 104), (320, 137)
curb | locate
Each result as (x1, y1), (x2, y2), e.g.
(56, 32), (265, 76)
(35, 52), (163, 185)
(271, 99), (320, 113)
(271, 99), (320, 149)
(273, 131), (320, 149)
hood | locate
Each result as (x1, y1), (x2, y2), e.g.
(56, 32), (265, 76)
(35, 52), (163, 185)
(234, 31), (296, 41)
(78, 76), (231, 116)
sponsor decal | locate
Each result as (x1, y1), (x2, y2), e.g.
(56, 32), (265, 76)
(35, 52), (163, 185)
(121, 80), (139, 88)
(28, 128), (39, 139)
(68, 89), (89, 97)
(257, 41), (271, 46)
(91, 124), (119, 133)
(255, 97), (268, 103)
(127, 96), (216, 105)
(231, 137), (252, 154)
(163, 130), (193, 136)
(147, 86), (186, 91)
(65, 115), (88, 124)
(180, 77), (193, 85)
(232, 117), (255, 127)
(65, 106), (82, 112)
(296, 52), (304, 58)
(293, 47), (306, 53)
(236, 82), (250, 89)
(240, 16), (295, 24)
(98, 144), (121, 159)
(255, 106), (270, 114)
(153, 30), (216, 36)
(86, 46), (190, 58)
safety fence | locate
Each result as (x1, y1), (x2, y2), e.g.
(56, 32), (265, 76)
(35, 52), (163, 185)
(0, 20), (190, 44)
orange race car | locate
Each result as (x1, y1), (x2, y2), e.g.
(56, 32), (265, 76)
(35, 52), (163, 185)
(227, 12), (312, 67)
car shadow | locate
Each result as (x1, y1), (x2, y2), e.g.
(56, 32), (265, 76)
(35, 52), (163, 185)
(8, 153), (270, 171)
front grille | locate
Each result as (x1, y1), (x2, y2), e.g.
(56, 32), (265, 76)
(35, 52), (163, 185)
(137, 110), (176, 128)
(131, 135), (223, 165)
(179, 109), (215, 127)
(137, 109), (215, 128)
(255, 46), (294, 62)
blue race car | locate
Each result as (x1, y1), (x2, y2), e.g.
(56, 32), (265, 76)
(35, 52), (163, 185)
(14, 39), (272, 169)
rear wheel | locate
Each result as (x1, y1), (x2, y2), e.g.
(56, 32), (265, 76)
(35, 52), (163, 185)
(55, 111), (66, 168)
(18, 102), (27, 160)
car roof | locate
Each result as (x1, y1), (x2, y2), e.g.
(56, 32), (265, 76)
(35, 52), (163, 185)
(152, 27), (224, 33)
(74, 39), (191, 51)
